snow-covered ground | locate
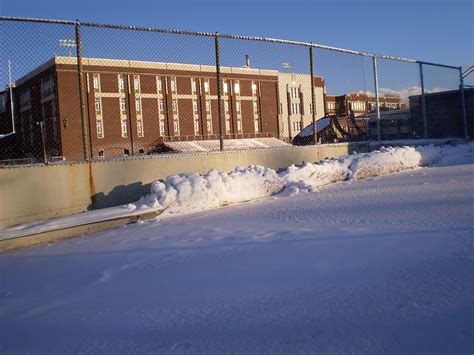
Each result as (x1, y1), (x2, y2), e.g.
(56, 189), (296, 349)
(0, 143), (473, 353)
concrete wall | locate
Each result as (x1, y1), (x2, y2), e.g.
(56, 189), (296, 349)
(0, 143), (368, 228)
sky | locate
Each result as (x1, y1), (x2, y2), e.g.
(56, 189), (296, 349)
(0, 0), (472, 93)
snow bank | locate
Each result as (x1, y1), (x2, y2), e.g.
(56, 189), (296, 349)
(131, 144), (446, 216)
(348, 145), (441, 180)
(132, 165), (283, 215)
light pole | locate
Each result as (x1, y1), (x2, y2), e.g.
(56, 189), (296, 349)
(58, 39), (77, 57)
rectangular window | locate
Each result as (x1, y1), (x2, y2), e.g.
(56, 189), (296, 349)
(205, 99), (211, 113)
(171, 77), (177, 93)
(121, 120), (128, 137)
(207, 119), (212, 133)
(223, 82), (228, 93)
(41, 76), (54, 98)
(172, 99), (178, 113)
(93, 74), (100, 91)
(95, 98), (101, 113)
(137, 120), (144, 137)
(253, 101), (258, 114)
(98, 149), (104, 158)
(20, 89), (30, 106)
(224, 100), (229, 113)
(118, 75), (125, 91)
(236, 101), (241, 113)
(234, 81), (240, 94)
(160, 120), (165, 135)
(158, 99), (164, 113)
(120, 97), (126, 113)
(237, 119), (242, 132)
(135, 98), (141, 113)
(204, 79), (210, 93)
(173, 120), (180, 134)
(254, 119), (259, 133)
(96, 120), (104, 138)
(309, 103), (313, 114)
(134, 75), (140, 92)
(191, 78), (197, 93)
(252, 82), (257, 95)
(225, 119), (230, 133)
(193, 99), (198, 113)
(280, 102), (283, 114)
(157, 77), (163, 92)
(194, 119), (200, 135)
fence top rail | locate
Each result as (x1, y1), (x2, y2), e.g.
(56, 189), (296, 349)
(0, 15), (460, 69)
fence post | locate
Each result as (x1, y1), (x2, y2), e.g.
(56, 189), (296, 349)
(459, 67), (469, 138)
(75, 20), (90, 160)
(309, 44), (318, 145)
(214, 32), (224, 151)
(372, 57), (381, 141)
(419, 62), (428, 138)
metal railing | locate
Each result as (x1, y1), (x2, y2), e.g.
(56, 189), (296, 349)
(0, 16), (469, 166)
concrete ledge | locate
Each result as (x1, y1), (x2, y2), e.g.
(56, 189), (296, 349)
(0, 209), (162, 253)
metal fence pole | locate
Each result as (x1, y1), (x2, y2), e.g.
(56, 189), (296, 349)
(309, 45), (318, 145)
(75, 20), (90, 160)
(419, 62), (428, 138)
(372, 57), (381, 141)
(459, 67), (469, 138)
(214, 32), (224, 151)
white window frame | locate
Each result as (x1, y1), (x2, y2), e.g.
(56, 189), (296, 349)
(95, 98), (101, 113)
(135, 98), (141, 113)
(204, 79), (210, 93)
(134, 76), (141, 92)
(121, 120), (128, 137)
(234, 81), (240, 94)
(120, 97), (126, 113)
(252, 82), (257, 95)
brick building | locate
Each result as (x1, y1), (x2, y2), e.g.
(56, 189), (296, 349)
(325, 93), (405, 116)
(4, 56), (280, 161)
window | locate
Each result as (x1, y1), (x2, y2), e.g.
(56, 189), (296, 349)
(98, 149), (104, 158)
(279, 102), (283, 114)
(133, 76), (140, 92)
(123, 148), (130, 156)
(160, 120), (165, 135)
(121, 120), (128, 137)
(139, 148), (145, 155)
(225, 119), (230, 133)
(135, 98), (141, 112)
(95, 98), (101, 113)
(41, 76), (54, 98)
(173, 120), (180, 134)
(193, 99), (198, 113)
(172, 99), (178, 113)
(253, 101), (258, 114)
(194, 119), (200, 135)
(254, 119), (259, 133)
(20, 89), (30, 106)
(236, 101), (241, 113)
(157, 77), (162, 92)
(158, 99), (164, 113)
(309, 104), (313, 114)
(205, 99), (211, 113)
(224, 100), (229, 113)
(234, 82), (240, 94)
(237, 119), (242, 132)
(170, 77), (177, 92)
(252, 82), (257, 95)
(191, 78), (197, 93)
(96, 120), (104, 138)
(118, 75), (125, 92)
(93, 74), (100, 91)
(120, 98), (126, 113)
(137, 120), (144, 137)
(207, 119), (212, 133)
(204, 79), (210, 93)
(223, 82), (228, 93)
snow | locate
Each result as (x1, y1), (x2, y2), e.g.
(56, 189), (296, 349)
(133, 144), (444, 216)
(0, 142), (472, 353)
(298, 116), (331, 137)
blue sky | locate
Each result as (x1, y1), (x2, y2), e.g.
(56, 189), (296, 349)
(1, 0), (472, 94)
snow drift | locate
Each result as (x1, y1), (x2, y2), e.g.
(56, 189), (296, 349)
(131, 144), (443, 216)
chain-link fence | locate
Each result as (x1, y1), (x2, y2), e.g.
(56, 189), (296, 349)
(0, 17), (469, 165)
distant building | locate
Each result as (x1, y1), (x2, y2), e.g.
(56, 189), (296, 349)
(325, 93), (405, 117)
